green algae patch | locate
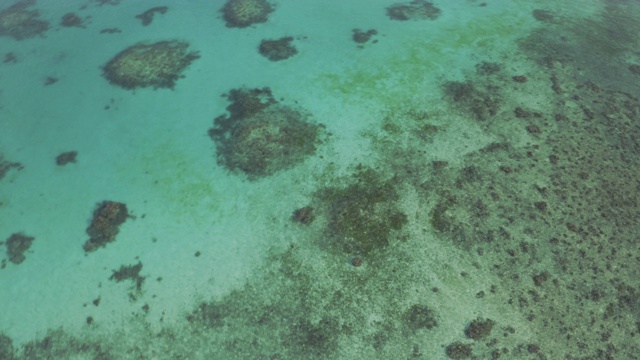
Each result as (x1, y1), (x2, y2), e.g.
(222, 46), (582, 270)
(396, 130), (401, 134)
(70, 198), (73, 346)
(135, 141), (223, 220)
(440, 12), (530, 50)
(316, 11), (531, 105)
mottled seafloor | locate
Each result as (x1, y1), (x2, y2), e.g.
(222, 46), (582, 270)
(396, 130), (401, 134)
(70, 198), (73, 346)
(1, 0), (639, 359)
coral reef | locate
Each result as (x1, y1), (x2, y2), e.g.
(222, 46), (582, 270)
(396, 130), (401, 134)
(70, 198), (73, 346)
(443, 80), (500, 121)
(315, 168), (407, 255)
(532, 9), (554, 22)
(221, 0), (273, 28)
(0, 334), (15, 360)
(464, 318), (495, 340)
(352, 28), (378, 44)
(96, 0), (122, 5)
(99, 27), (121, 34)
(291, 206), (314, 224)
(3, 3), (640, 359)
(135, 6), (167, 26)
(60, 12), (83, 28)
(0, 0), (50, 40)
(258, 36), (297, 61)
(209, 88), (322, 180)
(55, 151), (77, 166)
(20, 329), (108, 359)
(5, 232), (34, 264)
(83, 201), (128, 252)
(386, 0), (441, 21)
(445, 342), (473, 359)
(405, 304), (438, 331)
(43, 76), (57, 86)
(3, 52), (17, 63)
(102, 41), (200, 89)
(0, 155), (22, 181)
(110, 261), (145, 295)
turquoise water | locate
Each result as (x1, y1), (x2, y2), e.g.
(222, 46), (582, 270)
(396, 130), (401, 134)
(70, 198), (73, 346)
(1, 0), (639, 359)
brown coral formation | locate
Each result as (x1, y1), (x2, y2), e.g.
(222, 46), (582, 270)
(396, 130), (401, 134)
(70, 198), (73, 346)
(83, 201), (128, 252)
(291, 206), (314, 224)
(60, 12), (84, 28)
(258, 36), (297, 61)
(352, 29), (378, 44)
(209, 88), (322, 180)
(3, 52), (17, 63)
(135, 6), (167, 26)
(0, 0), (50, 40)
(110, 261), (145, 293)
(221, 0), (273, 28)
(55, 151), (77, 166)
(0, 155), (23, 181)
(102, 40), (200, 89)
(5, 232), (34, 264)
(386, 0), (441, 21)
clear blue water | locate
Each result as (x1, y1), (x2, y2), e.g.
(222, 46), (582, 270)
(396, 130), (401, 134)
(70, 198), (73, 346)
(1, 0), (639, 359)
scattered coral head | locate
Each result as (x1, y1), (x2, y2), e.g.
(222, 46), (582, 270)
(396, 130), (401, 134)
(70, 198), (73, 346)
(259, 36), (297, 61)
(222, 0), (273, 28)
(386, 0), (441, 21)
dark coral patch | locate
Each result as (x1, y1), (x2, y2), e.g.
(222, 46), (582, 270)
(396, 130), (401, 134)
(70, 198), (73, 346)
(532, 9), (554, 22)
(445, 342), (473, 359)
(386, 0), (441, 21)
(5, 233), (34, 264)
(83, 201), (129, 252)
(55, 151), (77, 166)
(259, 36), (297, 61)
(135, 6), (167, 26)
(110, 261), (145, 291)
(0, 155), (22, 181)
(60, 12), (84, 28)
(292, 206), (314, 225)
(352, 29), (378, 44)
(465, 318), (495, 340)
(405, 304), (438, 331)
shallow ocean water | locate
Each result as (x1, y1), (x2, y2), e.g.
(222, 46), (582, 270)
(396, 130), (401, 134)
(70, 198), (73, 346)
(0, 0), (639, 359)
